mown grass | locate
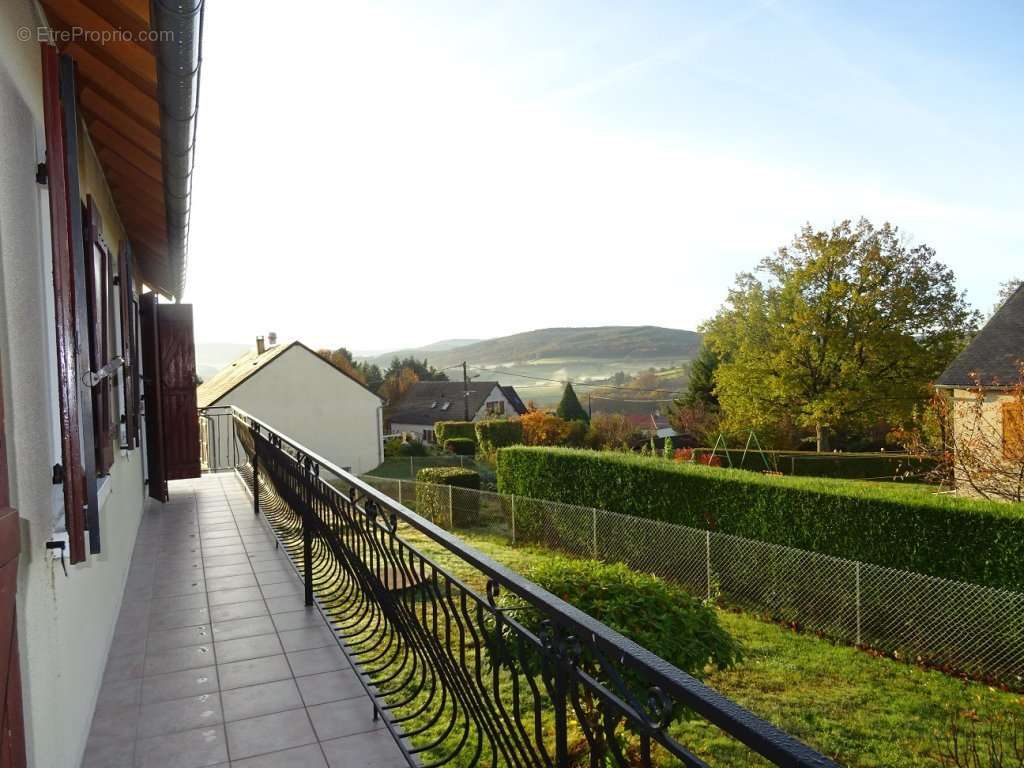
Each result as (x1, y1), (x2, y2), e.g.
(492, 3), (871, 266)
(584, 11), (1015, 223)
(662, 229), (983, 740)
(396, 523), (1023, 767)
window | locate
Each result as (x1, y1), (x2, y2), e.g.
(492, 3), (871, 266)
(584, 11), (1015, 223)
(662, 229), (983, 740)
(1003, 402), (1024, 460)
(422, 429), (435, 443)
(486, 401), (505, 416)
(84, 196), (119, 475)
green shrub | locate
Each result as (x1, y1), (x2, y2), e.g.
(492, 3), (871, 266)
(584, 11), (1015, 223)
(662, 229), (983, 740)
(496, 447), (1024, 591)
(416, 467), (480, 527)
(435, 421), (476, 445)
(475, 420), (524, 455)
(443, 438), (476, 456)
(500, 558), (739, 683)
(397, 440), (427, 457)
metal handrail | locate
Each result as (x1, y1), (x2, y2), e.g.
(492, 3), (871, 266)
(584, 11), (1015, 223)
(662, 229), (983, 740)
(230, 405), (838, 767)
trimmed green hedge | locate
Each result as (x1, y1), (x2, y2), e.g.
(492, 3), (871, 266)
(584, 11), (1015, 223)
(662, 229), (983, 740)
(434, 421), (476, 445)
(444, 438), (476, 456)
(692, 448), (939, 482)
(475, 420), (524, 454)
(416, 467), (480, 527)
(496, 447), (1024, 591)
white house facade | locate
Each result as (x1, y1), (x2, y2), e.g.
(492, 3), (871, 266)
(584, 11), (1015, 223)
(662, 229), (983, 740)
(199, 341), (384, 475)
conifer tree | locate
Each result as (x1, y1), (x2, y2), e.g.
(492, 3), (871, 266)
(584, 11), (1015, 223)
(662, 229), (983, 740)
(556, 382), (589, 423)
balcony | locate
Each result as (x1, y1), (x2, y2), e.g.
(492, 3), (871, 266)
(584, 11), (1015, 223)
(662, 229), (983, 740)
(85, 408), (835, 767)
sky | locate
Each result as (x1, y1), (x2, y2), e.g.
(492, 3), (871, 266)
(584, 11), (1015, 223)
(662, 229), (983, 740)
(185, 0), (1024, 353)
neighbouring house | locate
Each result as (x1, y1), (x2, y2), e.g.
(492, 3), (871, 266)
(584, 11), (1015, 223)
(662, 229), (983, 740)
(935, 284), (1024, 498)
(387, 381), (528, 442)
(198, 339), (384, 474)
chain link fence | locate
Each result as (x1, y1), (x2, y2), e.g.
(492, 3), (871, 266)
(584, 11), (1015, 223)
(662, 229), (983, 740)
(362, 475), (1024, 689)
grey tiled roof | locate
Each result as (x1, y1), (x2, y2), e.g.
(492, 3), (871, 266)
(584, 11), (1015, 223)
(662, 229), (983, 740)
(936, 285), (1024, 387)
(387, 381), (526, 425)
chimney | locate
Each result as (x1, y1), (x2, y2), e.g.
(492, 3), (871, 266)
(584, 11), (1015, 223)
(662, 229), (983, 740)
(267, 331), (277, 348)
(256, 336), (265, 355)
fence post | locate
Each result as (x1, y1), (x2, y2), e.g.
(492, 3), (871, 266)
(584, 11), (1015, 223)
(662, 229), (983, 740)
(855, 562), (862, 646)
(397, 479), (402, 505)
(591, 509), (598, 559)
(409, 457), (414, 479)
(448, 484), (454, 529)
(705, 530), (711, 600)
(510, 495), (516, 545)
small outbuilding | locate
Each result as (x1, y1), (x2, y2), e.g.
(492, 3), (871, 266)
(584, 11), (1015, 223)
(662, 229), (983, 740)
(199, 339), (383, 474)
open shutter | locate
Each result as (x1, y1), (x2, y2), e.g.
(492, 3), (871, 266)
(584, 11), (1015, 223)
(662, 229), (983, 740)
(157, 304), (201, 480)
(117, 242), (139, 449)
(41, 44), (87, 563)
(84, 196), (116, 474)
(140, 292), (167, 501)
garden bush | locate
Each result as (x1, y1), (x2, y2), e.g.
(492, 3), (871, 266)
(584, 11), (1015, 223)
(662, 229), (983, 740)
(434, 421), (477, 445)
(443, 438), (476, 456)
(397, 440), (428, 457)
(500, 558), (739, 682)
(474, 419), (523, 455)
(496, 446), (1024, 591)
(416, 467), (480, 527)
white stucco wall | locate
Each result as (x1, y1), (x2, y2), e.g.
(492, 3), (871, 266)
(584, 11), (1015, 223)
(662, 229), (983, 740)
(1, 5), (147, 764)
(473, 385), (518, 420)
(211, 345), (383, 475)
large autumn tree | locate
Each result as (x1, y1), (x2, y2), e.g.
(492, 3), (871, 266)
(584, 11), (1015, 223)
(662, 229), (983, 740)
(702, 219), (979, 451)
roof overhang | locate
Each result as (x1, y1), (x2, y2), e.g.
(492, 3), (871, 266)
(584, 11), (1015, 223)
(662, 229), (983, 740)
(39, 0), (203, 299)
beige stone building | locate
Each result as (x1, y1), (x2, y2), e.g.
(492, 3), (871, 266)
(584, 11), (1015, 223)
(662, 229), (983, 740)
(935, 285), (1024, 499)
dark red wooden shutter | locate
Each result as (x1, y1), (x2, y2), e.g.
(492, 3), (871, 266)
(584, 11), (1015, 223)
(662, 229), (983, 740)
(140, 292), (168, 502)
(158, 304), (201, 480)
(118, 242), (139, 449)
(0, 353), (27, 767)
(40, 43), (87, 564)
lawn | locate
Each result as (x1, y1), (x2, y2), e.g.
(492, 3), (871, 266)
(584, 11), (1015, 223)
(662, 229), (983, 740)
(396, 523), (1022, 767)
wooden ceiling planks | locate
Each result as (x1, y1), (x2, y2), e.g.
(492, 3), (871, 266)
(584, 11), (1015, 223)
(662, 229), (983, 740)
(42, 1), (173, 294)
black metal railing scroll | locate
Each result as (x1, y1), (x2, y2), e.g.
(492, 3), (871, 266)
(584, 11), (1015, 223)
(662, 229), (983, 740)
(231, 407), (839, 768)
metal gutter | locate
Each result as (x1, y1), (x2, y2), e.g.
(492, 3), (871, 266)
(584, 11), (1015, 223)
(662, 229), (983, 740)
(151, 0), (204, 299)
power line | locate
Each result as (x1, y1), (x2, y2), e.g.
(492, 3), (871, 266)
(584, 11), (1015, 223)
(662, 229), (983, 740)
(464, 366), (689, 395)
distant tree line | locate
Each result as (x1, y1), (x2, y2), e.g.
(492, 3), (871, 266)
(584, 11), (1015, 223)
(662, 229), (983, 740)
(316, 348), (448, 402)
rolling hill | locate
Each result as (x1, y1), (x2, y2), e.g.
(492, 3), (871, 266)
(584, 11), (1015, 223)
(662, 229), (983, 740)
(360, 326), (700, 369)
(359, 326), (701, 406)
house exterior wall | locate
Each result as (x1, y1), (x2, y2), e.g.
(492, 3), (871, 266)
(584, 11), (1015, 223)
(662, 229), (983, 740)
(473, 385), (518, 420)
(211, 346), (383, 475)
(949, 388), (1020, 498)
(0, 6), (147, 765)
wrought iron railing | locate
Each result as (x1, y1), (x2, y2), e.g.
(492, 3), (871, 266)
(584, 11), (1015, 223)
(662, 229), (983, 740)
(230, 406), (837, 767)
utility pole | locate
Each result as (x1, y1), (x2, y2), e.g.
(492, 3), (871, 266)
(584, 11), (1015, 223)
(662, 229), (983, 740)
(462, 361), (470, 421)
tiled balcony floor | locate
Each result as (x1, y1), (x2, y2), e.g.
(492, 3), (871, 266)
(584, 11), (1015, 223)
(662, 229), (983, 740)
(84, 472), (406, 768)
